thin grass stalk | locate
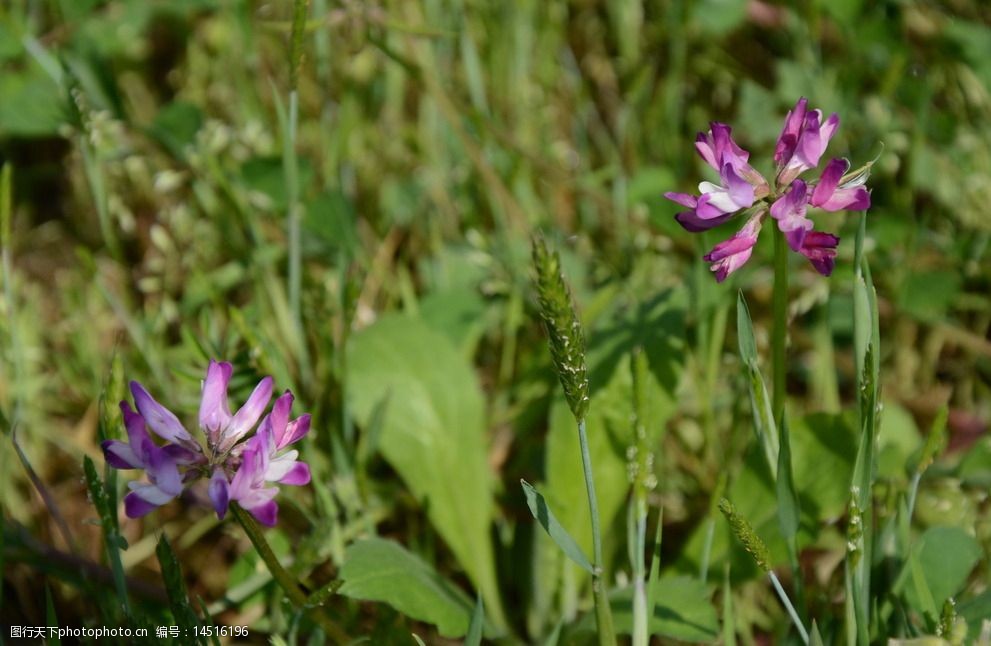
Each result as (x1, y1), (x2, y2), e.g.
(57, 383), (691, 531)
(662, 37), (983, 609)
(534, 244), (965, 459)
(1, 164), (21, 427)
(285, 0), (309, 371)
(630, 349), (651, 646)
(230, 504), (347, 642)
(578, 418), (616, 646)
(770, 572), (809, 645)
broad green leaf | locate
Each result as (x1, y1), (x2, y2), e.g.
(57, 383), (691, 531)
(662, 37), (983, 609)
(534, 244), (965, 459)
(418, 287), (488, 356)
(520, 480), (593, 573)
(898, 527), (981, 613)
(958, 588), (991, 638)
(303, 190), (360, 259)
(680, 413), (857, 575)
(338, 538), (473, 638)
(897, 270), (961, 323)
(148, 101), (203, 159)
(576, 577), (719, 641)
(877, 402), (922, 479)
(347, 314), (502, 624)
(240, 156), (314, 211)
(0, 63), (64, 137)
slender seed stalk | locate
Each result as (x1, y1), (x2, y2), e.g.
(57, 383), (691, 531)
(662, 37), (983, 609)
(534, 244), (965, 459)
(231, 504), (347, 642)
(579, 418), (616, 646)
(532, 236), (614, 645)
(770, 572), (810, 645)
(772, 225), (788, 425)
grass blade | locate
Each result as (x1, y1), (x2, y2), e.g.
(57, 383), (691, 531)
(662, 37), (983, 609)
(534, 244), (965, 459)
(82, 456), (130, 619)
(155, 534), (204, 641)
(520, 479), (594, 573)
(465, 596), (484, 646)
(737, 292), (778, 474)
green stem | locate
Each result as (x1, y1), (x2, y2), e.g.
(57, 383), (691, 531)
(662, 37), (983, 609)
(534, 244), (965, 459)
(770, 572), (809, 645)
(231, 505), (347, 642)
(772, 227), (788, 425)
(286, 89), (303, 343)
(578, 418), (616, 646)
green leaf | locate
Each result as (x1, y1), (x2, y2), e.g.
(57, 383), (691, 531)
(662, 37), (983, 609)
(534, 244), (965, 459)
(0, 63), (65, 137)
(736, 291), (758, 365)
(737, 292), (778, 472)
(338, 538), (474, 638)
(898, 527), (981, 613)
(155, 534), (203, 640)
(958, 588), (991, 638)
(148, 101), (203, 159)
(680, 413), (857, 575)
(45, 584), (59, 646)
(465, 596), (484, 646)
(520, 479), (593, 573)
(303, 190), (360, 259)
(347, 314), (503, 625)
(809, 620), (825, 646)
(897, 270), (961, 323)
(240, 156), (314, 210)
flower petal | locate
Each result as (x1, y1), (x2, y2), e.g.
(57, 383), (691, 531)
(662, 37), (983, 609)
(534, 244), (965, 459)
(199, 360), (233, 435)
(127, 480), (178, 506)
(101, 440), (142, 469)
(663, 191), (697, 208)
(279, 462), (311, 486)
(266, 391), (294, 449)
(800, 231), (840, 276)
(281, 414), (311, 448)
(817, 187), (871, 212)
(774, 97), (808, 167)
(123, 491), (162, 518)
(675, 209), (734, 232)
(246, 500), (279, 527)
(218, 376), (274, 452)
(770, 180), (811, 251)
(209, 468), (230, 520)
(130, 381), (195, 447)
(146, 448), (183, 497)
(811, 158), (848, 205)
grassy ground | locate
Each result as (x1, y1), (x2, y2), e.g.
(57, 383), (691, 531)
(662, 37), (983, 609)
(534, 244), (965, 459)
(1, 0), (990, 643)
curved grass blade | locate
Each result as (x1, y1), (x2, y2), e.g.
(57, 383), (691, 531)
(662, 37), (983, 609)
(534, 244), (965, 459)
(737, 292), (778, 472)
(520, 479), (593, 573)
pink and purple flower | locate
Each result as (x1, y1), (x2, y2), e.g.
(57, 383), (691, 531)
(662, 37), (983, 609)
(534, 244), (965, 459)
(664, 97), (872, 282)
(101, 360), (313, 527)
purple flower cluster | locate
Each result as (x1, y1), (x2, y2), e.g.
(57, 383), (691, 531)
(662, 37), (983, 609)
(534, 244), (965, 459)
(665, 98), (871, 282)
(101, 361), (311, 526)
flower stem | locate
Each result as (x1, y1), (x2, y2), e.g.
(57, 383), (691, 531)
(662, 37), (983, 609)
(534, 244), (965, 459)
(772, 226), (788, 425)
(231, 504), (347, 642)
(769, 571), (809, 645)
(578, 418), (616, 646)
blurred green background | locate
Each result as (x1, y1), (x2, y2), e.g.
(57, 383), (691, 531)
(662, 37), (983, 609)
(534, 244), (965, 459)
(1, 0), (989, 642)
